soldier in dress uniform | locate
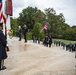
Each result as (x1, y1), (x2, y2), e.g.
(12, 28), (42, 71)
(48, 36), (52, 47)
(0, 23), (7, 70)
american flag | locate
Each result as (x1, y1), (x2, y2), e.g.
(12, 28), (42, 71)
(0, 0), (6, 24)
(0, 0), (3, 23)
(7, 0), (13, 16)
(42, 24), (48, 30)
(40, 24), (48, 33)
(0, 0), (7, 35)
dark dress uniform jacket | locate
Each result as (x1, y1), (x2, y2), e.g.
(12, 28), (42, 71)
(0, 30), (7, 60)
(23, 27), (28, 35)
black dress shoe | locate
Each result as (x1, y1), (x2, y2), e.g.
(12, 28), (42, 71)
(0, 66), (6, 70)
(2, 66), (6, 69)
(0, 68), (2, 70)
(19, 40), (21, 41)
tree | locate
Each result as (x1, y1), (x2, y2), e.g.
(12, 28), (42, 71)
(32, 22), (44, 40)
(44, 8), (70, 38)
(17, 6), (46, 30)
(12, 6), (73, 40)
(11, 17), (18, 36)
(18, 7), (38, 29)
(33, 10), (46, 25)
(62, 27), (76, 40)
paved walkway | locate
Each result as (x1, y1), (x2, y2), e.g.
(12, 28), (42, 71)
(0, 37), (76, 75)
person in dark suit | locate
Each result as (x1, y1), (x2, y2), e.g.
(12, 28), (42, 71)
(18, 26), (22, 41)
(48, 36), (52, 47)
(23, 25), (28, 43)
(44, 35), (48, 47)
(0, 23), (7, 70)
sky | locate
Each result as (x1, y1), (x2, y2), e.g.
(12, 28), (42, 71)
(3, 0), (76, 26)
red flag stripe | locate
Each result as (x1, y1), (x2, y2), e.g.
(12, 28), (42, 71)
(0, 3), (2, 10)
(7, 0), (12, 16)
(0, 13), (3, 21)
(0, 1), (3, 22)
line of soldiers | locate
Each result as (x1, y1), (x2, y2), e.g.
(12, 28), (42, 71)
(32, 35), (52, 47)
(33, 36), (76, 52)
(66, 44), (76, 52)
(32, 36), (40, 44)
(54, 40), (76, 52)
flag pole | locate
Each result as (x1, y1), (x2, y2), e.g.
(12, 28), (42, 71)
(4, 0), (7, 41)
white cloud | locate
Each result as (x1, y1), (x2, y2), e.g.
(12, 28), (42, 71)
(3, 0), (76, 26)
(13, 0), (25, 8)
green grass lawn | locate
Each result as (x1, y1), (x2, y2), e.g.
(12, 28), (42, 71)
(53, 39), (76, 44)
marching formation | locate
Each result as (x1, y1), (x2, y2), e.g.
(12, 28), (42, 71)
(53, 40), (76, 52)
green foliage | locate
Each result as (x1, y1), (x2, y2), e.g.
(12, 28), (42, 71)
(11, 6), (76, 41)
(63, 26), (76, 40)
(11, 17), (18, 36)
(17, 6), (46, 30)
(32, 22), (44, 40)
(27, 32), (32, 40)
(44, 8), (70, 38)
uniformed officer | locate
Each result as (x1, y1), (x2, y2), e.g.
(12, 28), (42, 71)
(0, 23), (7, 70)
